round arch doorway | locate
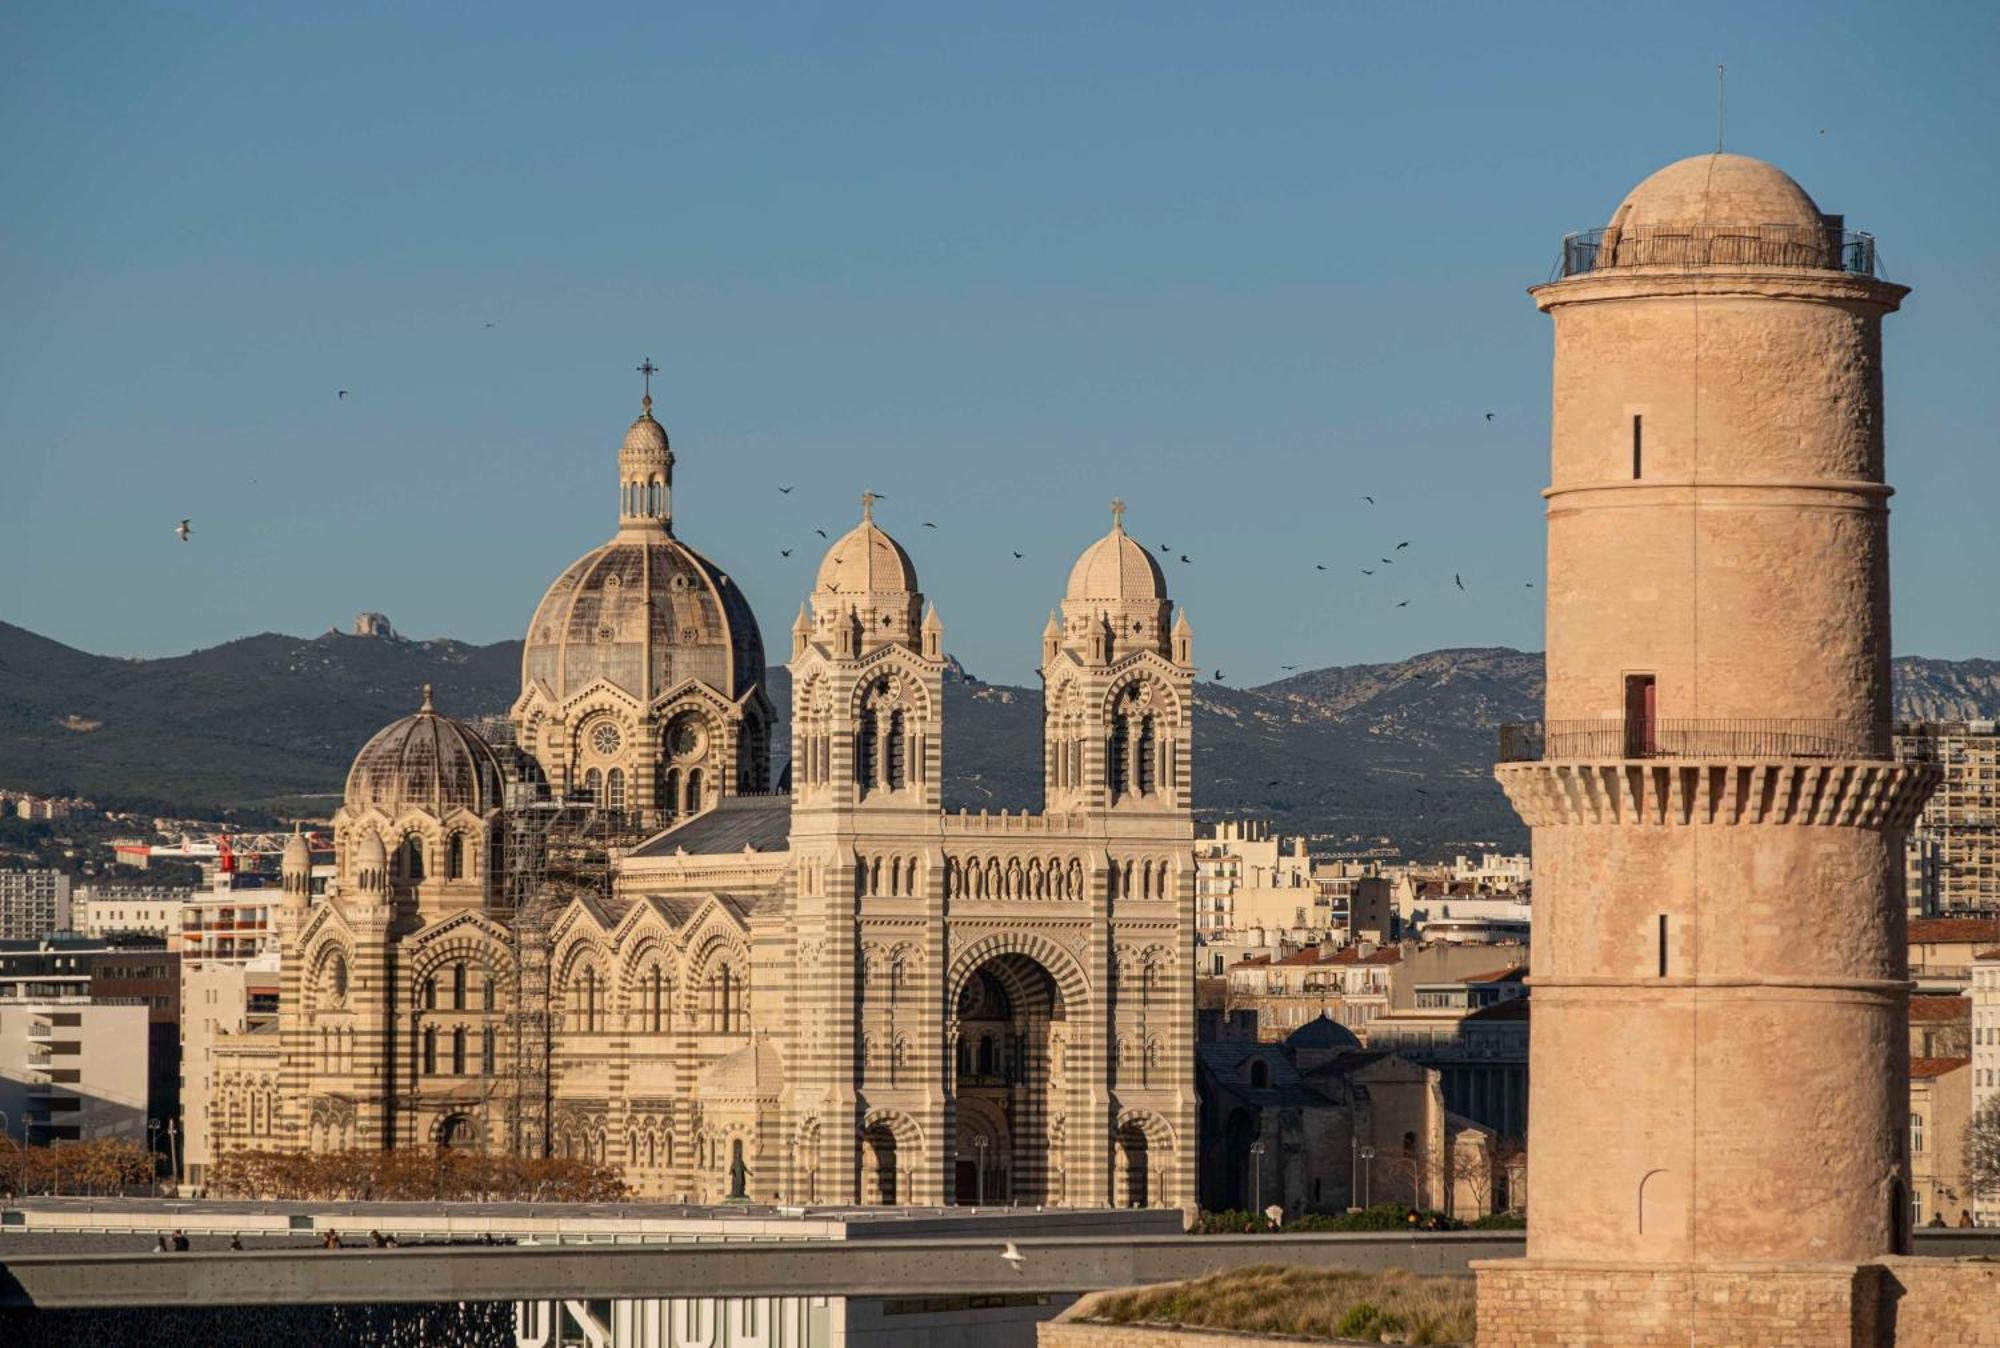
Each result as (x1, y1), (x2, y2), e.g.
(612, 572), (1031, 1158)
(952, 953), (1068, 1205)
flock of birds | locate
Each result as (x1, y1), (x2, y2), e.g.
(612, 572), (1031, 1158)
(171, 387), (1535, 691)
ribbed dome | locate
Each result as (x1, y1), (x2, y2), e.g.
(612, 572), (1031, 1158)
(523, 538), (765, 703)
(283, 828), (311, 869)
(623, 412), (669, 454)
(344, 688), (505, 814)
(697, 1037), (784, 1100)
(1610, 153), (1823, 233)
(1066, 521), (1166, 603)
(816, 518), (918, 596)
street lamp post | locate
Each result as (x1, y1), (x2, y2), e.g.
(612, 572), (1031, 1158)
(1249, 1140), (1266, 1219)
(148, 1118), (162, 1195)
(973, 1136), (987, 1205)
(1359, 1145), (1375, 1208)
(167, 1118), (181, 1192)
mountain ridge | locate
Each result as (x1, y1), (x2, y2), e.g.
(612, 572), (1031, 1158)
(5, 620), (1997, 855)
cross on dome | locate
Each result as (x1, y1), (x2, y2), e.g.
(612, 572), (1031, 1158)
(636, 357), (659, 413)
(861, 491), (880, 522)
(1111, 498), (1126, 530)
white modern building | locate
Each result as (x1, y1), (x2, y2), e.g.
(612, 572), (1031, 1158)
(0, 996), (150, 1144)
(0, 869), (72, 941)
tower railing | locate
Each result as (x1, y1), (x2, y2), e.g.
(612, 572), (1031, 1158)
(1556, 224), (1877, 279)
(1498, 718), (1888, 763)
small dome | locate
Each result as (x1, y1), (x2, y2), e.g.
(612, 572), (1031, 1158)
(1610, 153), (1823, 233)
(623, 411), (669, 455)
(1066, 514), (1166, 603)
(344, 687), (505, 815)
(697, 1037), (784, 1101)
(816, 517), (918, 596)
(1285, 1015), (1362, 1053)
(354, 828), (387, 870)
(283, 827), (311, 869)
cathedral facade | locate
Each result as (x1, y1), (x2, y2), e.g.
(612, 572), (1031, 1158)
(212, 391), (1198, 1210)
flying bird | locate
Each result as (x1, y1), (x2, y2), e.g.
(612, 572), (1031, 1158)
(923, 522), (937, 529)
(1396, 600), (1410, 607)
(175, 519), (192, 542)
(1381, 558), (1394, 565)
(484, 322), (496, 329)
(779, 486), (794, 494)
(1157, 543), (1171, 553)
(1281, 665), (1298, 671)
(1525, 582), (1536, 588)
(815, 529), (828, 539)
(1000, 1242), (1026, 1271)
(1013, 551), (1024, 560)
(780, 549), (792, 557)
(1455, 573), (1465, 590)
(1415, 788), (1430, 796)
(1361, 495), (1375, 505)
(1213, 670), (1226, 681)
(1484, 412), (1495, 421)
(337, 390), (349, 399)
(1395, 541), (1410, 550)
(1361, 569), (1374, 576)
(1315, 564), (1328, 571)
(1179, 555), (1191, 564)
(1266, 779), (1281, 788)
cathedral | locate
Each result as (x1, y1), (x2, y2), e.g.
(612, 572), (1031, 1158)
(211, 385), (1198, 1209)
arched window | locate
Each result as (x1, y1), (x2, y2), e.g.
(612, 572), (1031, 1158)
(481, 972), (495, 1011)
(662, 767), (681, 819)
(886, 710), (906, 790)
(451, 1026), (466, 1075)
(1249, 1059), (1270, 1089)
(583, 768), (602, 805)
(403, 835), (425, 881)
(1108, 719), (1129, 800)
(607, 768), (626, 810)
(452, 962), (467, 1011)
(1137, 715), (1156, 795)
(581, 967), (600, 1033)
(685, 767), (703, 814)
(423, 976), (438, 1011)
(977, 1036), (996, 1077)
(956, 1037), (972, 1077)
(856, 714), (878, 795)
(422, 1026), (437, 1075)
(446, 832), (464, 880)
(480, 1028), (495, 1075)
(649, 966), (668, 1033)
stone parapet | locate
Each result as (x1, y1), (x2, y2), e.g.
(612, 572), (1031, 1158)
(1494, 760), (1937, 830)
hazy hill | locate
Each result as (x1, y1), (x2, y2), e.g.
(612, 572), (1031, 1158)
(5, 619), (1996, 854)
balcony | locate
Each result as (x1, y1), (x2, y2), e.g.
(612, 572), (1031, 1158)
(1557, 224), (1876, 279)
(1499, 719), (1887, 763)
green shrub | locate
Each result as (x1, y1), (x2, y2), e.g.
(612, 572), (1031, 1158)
(1470, 1210), (1526, 1229)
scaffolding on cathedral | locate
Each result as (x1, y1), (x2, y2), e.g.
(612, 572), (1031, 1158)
(497, 791), (650, 1157)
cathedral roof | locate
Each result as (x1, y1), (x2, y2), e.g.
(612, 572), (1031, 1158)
(523, 537), (764, 705)
(1609, 153), (1824, 235)
(1066, 502), (1167, 604)
(627, 793), (792, 858)
(698, 1036), (784, 1100)
(344, 686), (505, 815)
(816, 496), (918, 596)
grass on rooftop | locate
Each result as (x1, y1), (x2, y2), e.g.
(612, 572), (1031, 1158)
(1084, 1265), (1473, 1346)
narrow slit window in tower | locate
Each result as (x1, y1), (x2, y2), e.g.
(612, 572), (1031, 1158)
(1657, 914), (1668, 977)
(1632, 414), (1643, 479)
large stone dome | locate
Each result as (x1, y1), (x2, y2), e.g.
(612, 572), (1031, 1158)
(1066, 511), (1166, 603)
(523, 537), (765, 704)
(345, 687), (505, 814)
(1609, 153), (1823, 232)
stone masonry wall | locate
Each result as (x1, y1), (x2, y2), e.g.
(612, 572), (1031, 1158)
(1474, 1261), (1877, 1348)
(1877, 1257), (2000, 1346)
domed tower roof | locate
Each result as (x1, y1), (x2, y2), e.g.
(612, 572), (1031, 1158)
(1284, 1014), (1361, 1053)
(344, 685), (505, 815)
(1066, 499), (1167, 603)
(1610, 153), (1823, 233)
(815, 492), (918, 596)
(521, 382), (765, 705)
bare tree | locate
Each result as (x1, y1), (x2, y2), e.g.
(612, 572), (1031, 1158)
(1448, 1139), (1496, 1219)
(1968, 1096), (2000, 1206)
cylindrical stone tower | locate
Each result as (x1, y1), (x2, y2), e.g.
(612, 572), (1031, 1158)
(1482, 154), (1939, 1340)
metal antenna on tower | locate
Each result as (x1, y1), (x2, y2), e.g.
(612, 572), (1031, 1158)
(1716, 62), (1725, 153)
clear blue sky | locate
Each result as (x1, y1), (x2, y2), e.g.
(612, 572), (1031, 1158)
(4, 2), (1995, 686)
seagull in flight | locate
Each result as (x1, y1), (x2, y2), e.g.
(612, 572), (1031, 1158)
(1213, 670), (1226, 681)
(815, 529), (828, 539)
(1179, 554), (1191, 564)
(1455, 573), (1465, 590)
(1484, 412), (1495, 421)
(1000, 1242), (1026, 1271)
(1361, 495), (1375, 504)
(1013, 551), (1025, 560)
(1361, 569), (1374, 576)
(484, 322), (496, 329)
(1381, 558), (1394, 565)
(337, 390), (349, 399)
(1157, 543), (1171, 553)
(1395, 541), (1410, 550)
(1396, 600), (1410, 607)
(780, 549), (792, 557)
(175, 519), (192, 543)
(779, 486), (794, 494)
(1315, 564), (1328, 571)
(1281, 665), (1298, 671)
(923, 521), (937, 529)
